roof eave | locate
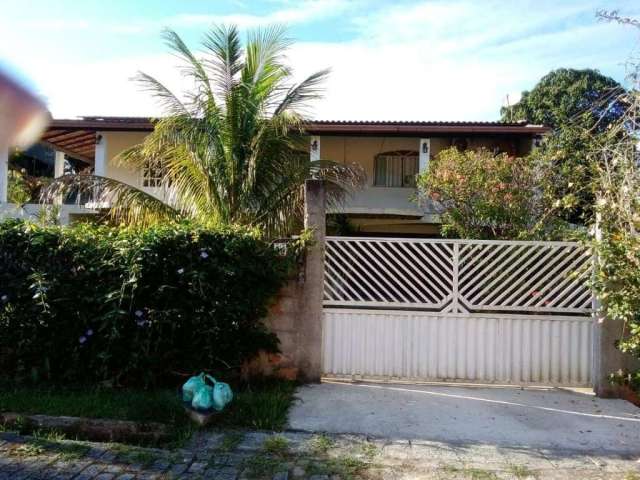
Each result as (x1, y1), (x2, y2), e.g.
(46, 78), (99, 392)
(303, 124), (550, 135)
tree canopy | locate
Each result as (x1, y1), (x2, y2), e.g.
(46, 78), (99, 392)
(501, 68), (626, 131)
(502, 68), (627, 226)
(416, 147), (567, 240)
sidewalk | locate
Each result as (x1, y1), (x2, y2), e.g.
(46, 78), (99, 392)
(1, 429), (639, 479)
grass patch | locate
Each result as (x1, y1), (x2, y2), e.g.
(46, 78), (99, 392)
(0, 387), (189, 447)
(217, 431), (245, 452)
(263, 435), (289, 456)
(307, 434), (334, 455)
(465, 467), (500, 480)
(6, 434), (90, 461)
(0, 379), (297, 445)
(243, 452), (286, 477)
(304, 454), (370, 479)
(440, 465), (500, 480)
(210, 379), (297, 431)
(508, 464), (537, 479)
(0, 387), (185, 425)
(359, 441), (378, 460)
(111, 443), (160, 467)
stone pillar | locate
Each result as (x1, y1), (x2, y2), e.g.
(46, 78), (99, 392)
(592, 215), (640, 396)
(0, 142), (7, 203)
(297, 178), (326, 381)
(593, 314), (640, 397)
(592, 213), (640, 396)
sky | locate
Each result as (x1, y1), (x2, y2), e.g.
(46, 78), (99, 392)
(1, 0), (639, 121)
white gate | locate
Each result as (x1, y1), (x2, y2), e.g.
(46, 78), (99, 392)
(322, 236), (594, 386)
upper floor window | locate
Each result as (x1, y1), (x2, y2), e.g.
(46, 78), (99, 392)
(374, 150), (419, 187)
(142, 159), (163, 188)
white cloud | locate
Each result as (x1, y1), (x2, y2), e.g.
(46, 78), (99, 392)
(5, 0), (640, 121)
(170, 0), (351, 29)
(14, 0), (351, 35)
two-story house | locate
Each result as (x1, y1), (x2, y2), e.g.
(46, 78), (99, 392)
(0, 117), (548, 234)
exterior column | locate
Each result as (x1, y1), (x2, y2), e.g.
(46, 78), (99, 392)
(297, 178), (326, 381)
(54, 150), (65, 178)
(0, 143), (8, 203)
(419, 138), (431, 172)
(592, 213), (640, 396)
(54, 151), (65, 205)
(94, 133), (107, 177)
(310, 136), (320, 162)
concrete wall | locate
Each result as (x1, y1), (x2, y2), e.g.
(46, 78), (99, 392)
(249, 180), (326, 382)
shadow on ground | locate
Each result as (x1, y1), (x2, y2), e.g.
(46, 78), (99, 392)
(287, 381), (640, 457)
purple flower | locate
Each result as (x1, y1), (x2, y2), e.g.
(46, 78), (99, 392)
(200, 251), (209, 259)
(0, 294), (8, 303)
(136, 318), (146, 327)
(177, 268), (185, 274)
(79, 336), (87, 344)
(135, 310), (144, 318)
(86, 329), (94, 336)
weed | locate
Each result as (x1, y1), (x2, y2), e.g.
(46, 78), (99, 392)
(359, 441), (378, 460)
(32, 429), (66, 442)
(303, 454), (370, 479)
(56, 443), (90, 461)
(8, 442), (46, 457)
(263, 435), (289, 456)
(307, 434), (335, 455)
(508, 464), (537, 479)
(440, 464), (461, 474)
(218, 431), (244, 452)
(466, 467), (500, 480)
(440, 465), (499, 480)
(112, 443), (159, 467)
(243, 452), (284, 477)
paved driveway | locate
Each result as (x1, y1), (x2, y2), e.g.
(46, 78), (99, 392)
(288, 381), (640, 456)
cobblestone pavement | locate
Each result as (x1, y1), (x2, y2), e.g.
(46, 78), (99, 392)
(1, 430), (639, 479)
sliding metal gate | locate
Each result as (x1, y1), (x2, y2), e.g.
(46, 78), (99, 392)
(322, 237), (594, 386)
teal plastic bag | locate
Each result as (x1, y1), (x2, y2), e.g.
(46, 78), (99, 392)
(183, 373), (233, 412)
(182, 373), (206, 403)
(212, 380), (233, 411)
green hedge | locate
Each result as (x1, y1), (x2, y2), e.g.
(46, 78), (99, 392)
(0, 220), (296, 388)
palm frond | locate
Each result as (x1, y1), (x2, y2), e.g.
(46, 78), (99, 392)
(202, 24), (243, 101)
(41, 175), (180, 227)
(133, 72), (187, 116)
(162, 28), (216, 110)
(274, 69), (330, 116)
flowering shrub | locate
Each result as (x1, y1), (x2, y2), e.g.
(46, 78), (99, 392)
(417, 147), (568, 240)
(0, 220), (297, 387)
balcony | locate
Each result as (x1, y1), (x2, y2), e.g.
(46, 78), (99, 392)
(331, 185), (441, 223)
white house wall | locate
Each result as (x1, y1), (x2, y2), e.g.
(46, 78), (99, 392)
(102, 131), (166, 201)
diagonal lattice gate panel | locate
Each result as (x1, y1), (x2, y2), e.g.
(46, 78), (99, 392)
(457, 241), (592, 314)
(324, 237), (592, 315)
(324, 237), (454, 310)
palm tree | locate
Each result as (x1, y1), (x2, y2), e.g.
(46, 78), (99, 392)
(46, 25), (364, 236)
